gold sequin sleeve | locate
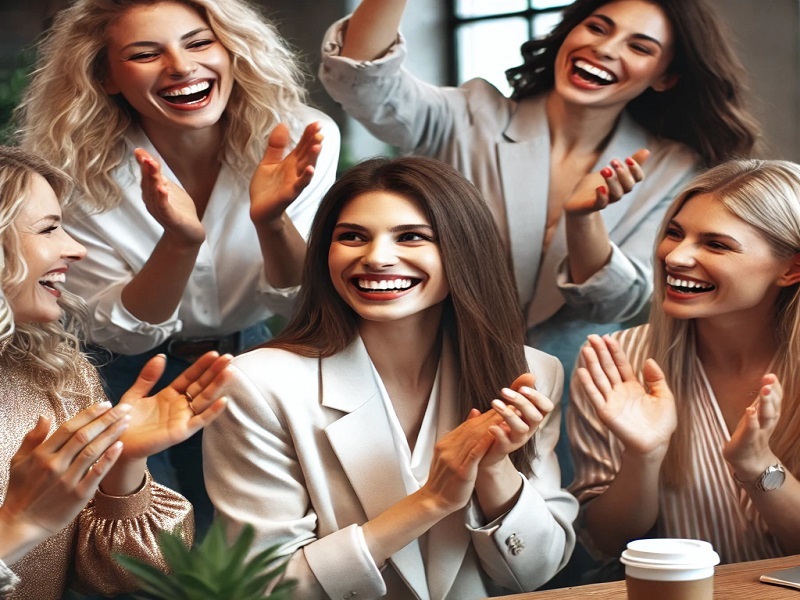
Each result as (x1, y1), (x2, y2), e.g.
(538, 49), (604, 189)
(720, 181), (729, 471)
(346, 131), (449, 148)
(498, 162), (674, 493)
(72, 470), (194, 596)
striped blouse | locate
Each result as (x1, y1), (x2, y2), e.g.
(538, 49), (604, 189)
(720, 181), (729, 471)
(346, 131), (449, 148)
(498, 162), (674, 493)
(568, 324), (785, 564)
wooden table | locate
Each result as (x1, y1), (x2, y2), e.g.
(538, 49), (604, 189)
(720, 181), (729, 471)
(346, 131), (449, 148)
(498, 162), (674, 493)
(498, 554), (800, 598)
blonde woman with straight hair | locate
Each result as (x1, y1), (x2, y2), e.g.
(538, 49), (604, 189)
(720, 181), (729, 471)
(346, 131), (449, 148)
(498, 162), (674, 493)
(17, 0), (340, 531)
(569, 159), (800, 566)
(0, 146), (232, 599)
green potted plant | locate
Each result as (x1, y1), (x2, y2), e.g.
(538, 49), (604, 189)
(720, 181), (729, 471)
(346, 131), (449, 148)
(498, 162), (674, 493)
(116, 520), (295, 599)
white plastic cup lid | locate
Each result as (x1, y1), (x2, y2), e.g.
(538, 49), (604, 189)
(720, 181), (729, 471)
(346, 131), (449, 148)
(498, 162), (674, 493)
(621, 538), (720, 570)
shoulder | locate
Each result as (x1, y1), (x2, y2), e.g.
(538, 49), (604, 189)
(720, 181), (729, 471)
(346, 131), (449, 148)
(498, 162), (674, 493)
(231, 347), (318, 392)
(460, 77), (518, 124)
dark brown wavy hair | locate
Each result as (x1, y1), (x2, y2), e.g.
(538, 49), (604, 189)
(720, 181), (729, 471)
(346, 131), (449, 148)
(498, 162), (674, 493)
(506, 0), (759, 166)
(270, 156), (539, 474)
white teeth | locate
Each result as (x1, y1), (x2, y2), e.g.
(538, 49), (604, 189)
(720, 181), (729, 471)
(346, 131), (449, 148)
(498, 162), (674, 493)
(39, 272), (65, 284)
(574, 59), (616, 82)
(161, 81), (211, 97)
(666, 275), (713, 290)
(357, 278), (413, 291)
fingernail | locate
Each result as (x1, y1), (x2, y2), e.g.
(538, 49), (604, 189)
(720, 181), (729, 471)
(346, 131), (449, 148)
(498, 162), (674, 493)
(601, 167), (613, 178)
(519, 386), (535, 396)
(98, 401), (112, 409)
(501, 388), (515, 399)
(492, 399), (507, 411)
(597, 186), (607, 195)
(625, 157), (635, 166)
(611, 159), (621, 168)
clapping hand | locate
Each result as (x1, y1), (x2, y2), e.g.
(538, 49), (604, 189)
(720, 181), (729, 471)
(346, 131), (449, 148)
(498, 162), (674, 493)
(723, 374), (783, 480)
(134, 148), (206, 245)
(576, 334), (677, 458)
(116, 351), (232, 462)
(564, 148), (650, 215)
(249, 122), (324, 227)
(0, 403), (129, 558)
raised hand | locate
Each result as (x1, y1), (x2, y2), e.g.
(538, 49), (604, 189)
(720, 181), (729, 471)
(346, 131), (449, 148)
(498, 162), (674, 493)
(134, 148), (205, 245)
(0, 403), (129, 548)
(249, 122), (324, 227)
(576, 334), (676, 457)
(564, 148), (650, 215)
(478, 373), (555, 467)
(116, 351), (232, 461)
(723, 374), (783, 480)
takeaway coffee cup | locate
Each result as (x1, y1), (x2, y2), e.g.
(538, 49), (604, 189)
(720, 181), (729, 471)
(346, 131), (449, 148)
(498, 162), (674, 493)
(620, 538), (720, 600)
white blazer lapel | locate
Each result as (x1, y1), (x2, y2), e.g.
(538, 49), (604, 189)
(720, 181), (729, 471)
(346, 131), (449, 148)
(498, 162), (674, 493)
(498, 96), (551, 310)
(426, 338), (471, 600)
(322, 337), (430, 600)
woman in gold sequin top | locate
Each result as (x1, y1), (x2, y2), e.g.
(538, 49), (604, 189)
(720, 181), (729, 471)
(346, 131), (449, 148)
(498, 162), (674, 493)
(0, 147), (233, 599)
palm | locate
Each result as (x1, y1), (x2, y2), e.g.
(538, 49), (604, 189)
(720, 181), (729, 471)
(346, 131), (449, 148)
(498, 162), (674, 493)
(249, 122), (322, 225)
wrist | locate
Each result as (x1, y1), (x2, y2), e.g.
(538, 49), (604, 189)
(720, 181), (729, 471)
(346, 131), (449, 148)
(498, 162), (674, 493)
(0, 510), (44, 564)
(730, 453), (780, 483)
(100, 458), (147, 496)
(253, 210), (289, 234)
(161, 231), (205, 253)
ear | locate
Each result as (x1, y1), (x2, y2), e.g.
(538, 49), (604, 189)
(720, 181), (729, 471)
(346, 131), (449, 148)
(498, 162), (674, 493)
(651, 72), (679, 93)
(777, 254), (800, 287)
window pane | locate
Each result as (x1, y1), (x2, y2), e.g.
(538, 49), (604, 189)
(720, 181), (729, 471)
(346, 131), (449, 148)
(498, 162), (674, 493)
(533, 11), (565, 37)
(455, 0), (527, 18)
(532, 0), (569, 8)
(457, 17), (529, 93)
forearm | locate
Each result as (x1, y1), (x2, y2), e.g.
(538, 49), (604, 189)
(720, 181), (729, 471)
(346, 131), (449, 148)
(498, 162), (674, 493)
(99, 458), (147, 497)
(340, 0), (407, 60)
(121, 235), (202, 323)
(362, 488), (450, 566)
(565, 212), (613, 285)
(254, 213), (307, 289)
(474, 458), (524, 522)
(583, 449), (665, 555)
(0, 514), (41, 565)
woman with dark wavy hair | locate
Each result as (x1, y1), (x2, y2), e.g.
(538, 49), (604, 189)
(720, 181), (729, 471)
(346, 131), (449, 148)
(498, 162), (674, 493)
(319, 0), (759, 447)
(204, 156), (578, 598)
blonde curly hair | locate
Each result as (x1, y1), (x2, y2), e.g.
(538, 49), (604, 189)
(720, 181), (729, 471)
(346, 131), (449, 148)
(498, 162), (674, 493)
(17, 0), (307, 214)
(0, 147), (88, 396)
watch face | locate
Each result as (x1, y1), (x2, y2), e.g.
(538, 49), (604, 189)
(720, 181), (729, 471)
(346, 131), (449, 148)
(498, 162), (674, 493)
(760, 465), (786, 491)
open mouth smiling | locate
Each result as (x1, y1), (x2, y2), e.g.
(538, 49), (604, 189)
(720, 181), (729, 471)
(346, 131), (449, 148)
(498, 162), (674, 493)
(666, 274), (715, 294)
(159, 80), (214, 105)
(38, 271), (65, 295)
(353, 277), (419, 292)
(572, 59), (617, 85)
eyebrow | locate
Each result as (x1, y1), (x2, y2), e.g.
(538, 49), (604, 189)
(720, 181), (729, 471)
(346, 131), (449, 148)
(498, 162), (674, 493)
(334, 223), (434, 233)
(592, 14), (665, 48)
(120, 27), (212, 52)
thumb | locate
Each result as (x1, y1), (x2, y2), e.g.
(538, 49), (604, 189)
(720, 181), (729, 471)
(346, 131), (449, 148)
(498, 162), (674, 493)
(631, 148), (651, 168)
(15, 416), (50, 459)
(126, 354), (167, 399)
(262, 123), (290, 164)
(510, 372), (536, 392)
(643, 358), (671, 398)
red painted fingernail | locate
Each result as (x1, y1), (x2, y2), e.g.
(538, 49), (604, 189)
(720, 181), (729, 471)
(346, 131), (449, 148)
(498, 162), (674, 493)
(625, 157), (635, 166)
(601, 167), (613, 178)
(611, 159), (622, 168)
(597, 186), (607, 195)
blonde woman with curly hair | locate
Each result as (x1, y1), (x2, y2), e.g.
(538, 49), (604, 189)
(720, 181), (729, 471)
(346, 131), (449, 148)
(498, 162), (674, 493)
(570, 159), (800, 567)
(0, 146), (232, 599)
(18, 0), (340, 529)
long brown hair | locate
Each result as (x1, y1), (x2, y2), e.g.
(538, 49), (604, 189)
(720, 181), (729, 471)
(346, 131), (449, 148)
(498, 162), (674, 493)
(648, 159), (800, 486)
(272, 156), (538, 473)
(506, 0), (759, 166)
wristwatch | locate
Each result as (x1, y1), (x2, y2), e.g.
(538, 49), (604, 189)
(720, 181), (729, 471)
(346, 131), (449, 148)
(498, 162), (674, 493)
(735, 463), (786, 492)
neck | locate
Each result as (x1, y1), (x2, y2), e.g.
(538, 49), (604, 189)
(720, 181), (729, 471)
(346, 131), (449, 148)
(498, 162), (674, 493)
(358, 306), (444, 391)
(545, 90), (622, 155)
(695, 314), (779, 375)
(141, 121), (224, 179)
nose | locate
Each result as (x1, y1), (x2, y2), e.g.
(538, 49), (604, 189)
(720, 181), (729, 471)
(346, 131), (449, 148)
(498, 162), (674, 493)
(61, 230), (86, 263)
(166, 48), (197, 78)
(591, 36), (621, 60)
(362, 236), (398, 269)
(664, 240), (696, 269)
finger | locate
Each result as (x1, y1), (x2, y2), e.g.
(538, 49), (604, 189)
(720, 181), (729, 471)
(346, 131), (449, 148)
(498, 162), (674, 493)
(293, 122), (323, 159)
(642, 358), (672, 400)
(42, 401), (115, 451)
(594, 185), (609, 210)
(179, 353), (233, 403)
(623, 156), (645, 181)
(587, 334), (623, 388)
(500, 386), (549, 425)
(611, 158), (637, 191)
(576, 367), (610, 413)
(185, 397), (229, 434)
(291, 165), (317, 195)
(492, 397), (533, 436)
(62, 414), (130, 482)
(580, 339), (614, 394)
(261, 123), (290, 164)
(467, 408), (482, 420)
(603, 335), (637, 382)
(517, 385), (555, 417)
(630, 148), (651, 168)
(74, 441), (124, 498)
(600, 166), (624, 200)
(124, 354), (168, 400)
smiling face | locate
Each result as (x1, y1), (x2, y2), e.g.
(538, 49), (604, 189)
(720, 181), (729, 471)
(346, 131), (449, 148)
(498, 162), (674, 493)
(5, 174), (86, 324)
(103, 1), (233, 136)
(328, 191), (450, 327)
(655, 193), (799, 326)
(554, 0), (676, 111)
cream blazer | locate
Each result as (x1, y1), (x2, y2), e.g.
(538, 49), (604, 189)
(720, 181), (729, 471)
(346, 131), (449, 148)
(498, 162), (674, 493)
(203, 337), (577, 600)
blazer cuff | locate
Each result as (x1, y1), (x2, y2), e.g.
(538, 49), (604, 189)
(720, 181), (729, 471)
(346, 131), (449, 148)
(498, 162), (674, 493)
(321, 16), (406, 84)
